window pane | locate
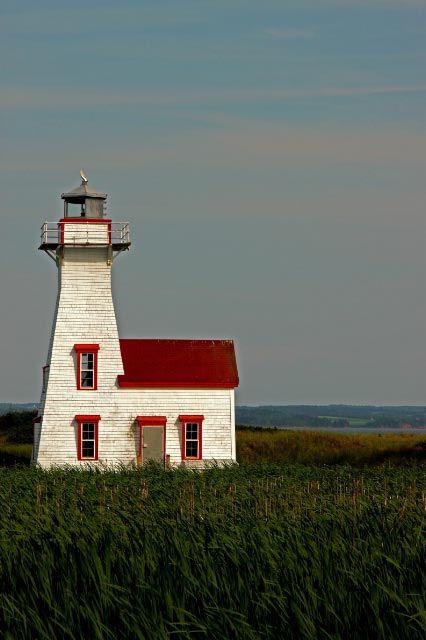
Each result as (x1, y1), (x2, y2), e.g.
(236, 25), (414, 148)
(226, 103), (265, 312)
(82, 423), (94, 439)
(81, 371), (94, 387)
(81, 353), (94, 369)
(186, 441), (198, 458)
(82, 441), (95, 458)
(186, 423), (198, 439)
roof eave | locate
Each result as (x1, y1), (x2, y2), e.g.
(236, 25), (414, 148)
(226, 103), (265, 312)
(117, 377), (239, 389)
(61, 184), (107, 200)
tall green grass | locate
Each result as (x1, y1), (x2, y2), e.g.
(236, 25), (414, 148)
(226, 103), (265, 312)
(2, 429), (425, 468)
(237, 427), (426, 465)
(0, 463), (424, 639)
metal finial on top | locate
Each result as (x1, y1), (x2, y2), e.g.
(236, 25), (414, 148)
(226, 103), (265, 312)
(80, 169), (88, 185)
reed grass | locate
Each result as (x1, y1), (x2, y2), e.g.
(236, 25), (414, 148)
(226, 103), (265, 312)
(237, 427), (426, 465)
(0, 443), (32, 466)
(2, 429), (425, 468)
(0, 463), (424, 639)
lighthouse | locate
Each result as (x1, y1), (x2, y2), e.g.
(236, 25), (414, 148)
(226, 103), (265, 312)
(34, 173), (238, 467)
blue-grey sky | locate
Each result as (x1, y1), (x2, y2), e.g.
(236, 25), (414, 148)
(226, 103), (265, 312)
(1, 0), (425, 404)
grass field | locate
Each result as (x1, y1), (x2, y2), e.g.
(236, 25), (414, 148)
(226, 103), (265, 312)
(0, 463), (424, 639)
(0, 425), (424, 638)
(1, 427), (425, 467)
(237, 427), (426, 465)
(0, 443), (32, 466)
(318, 416), (373, 426)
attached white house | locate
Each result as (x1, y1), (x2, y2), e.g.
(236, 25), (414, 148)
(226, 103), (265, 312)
(33, 174), (239, 468)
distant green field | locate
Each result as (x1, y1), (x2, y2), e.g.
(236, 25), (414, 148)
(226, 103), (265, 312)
(318, 415), (372, 426)
(347, 417), (374, 426)
(237, 428), (426, 465)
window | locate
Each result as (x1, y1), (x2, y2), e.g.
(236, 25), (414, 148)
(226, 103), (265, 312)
(179, 415), (204, 461)
(75, 415), (100, 461)
(81, 353), (94, 387)
(74, 344), (100, 390)
(42, 365), (49, 393)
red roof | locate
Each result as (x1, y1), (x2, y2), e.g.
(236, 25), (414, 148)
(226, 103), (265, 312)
(118, 339), (239, 388)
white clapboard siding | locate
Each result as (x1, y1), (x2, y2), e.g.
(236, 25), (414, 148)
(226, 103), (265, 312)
(38, 388), (234, 467)
(63, 222), (109, 245)
(35, 243), (236, 468)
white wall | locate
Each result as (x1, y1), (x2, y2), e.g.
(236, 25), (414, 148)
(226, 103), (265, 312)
(35, 242), (236, 468)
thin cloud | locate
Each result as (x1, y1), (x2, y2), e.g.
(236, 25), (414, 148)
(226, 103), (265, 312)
(0, 6), (204, 36)
(3, 120), (425, 178)
(2, 84), (426, 110)
(290, 0), (426, 6)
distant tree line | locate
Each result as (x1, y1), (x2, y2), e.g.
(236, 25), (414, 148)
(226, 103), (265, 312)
(236, 406), (426, 429)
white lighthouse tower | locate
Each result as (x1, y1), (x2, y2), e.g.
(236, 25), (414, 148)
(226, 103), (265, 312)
(33, 173), (131, 465)
(34, 173), (239, 468)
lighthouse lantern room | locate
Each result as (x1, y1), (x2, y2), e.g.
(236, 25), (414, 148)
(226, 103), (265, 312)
(34, 173), (238, 467)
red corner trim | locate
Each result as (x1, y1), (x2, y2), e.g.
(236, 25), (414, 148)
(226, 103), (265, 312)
(179, 415), (204, 461)
(33, 416), (42, 424)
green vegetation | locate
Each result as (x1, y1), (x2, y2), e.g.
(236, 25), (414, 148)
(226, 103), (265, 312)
(0, 410), (425, 468)
(0, 410), (36, 466)
(319, 416), (373, 427)
(0, 410), (36, 444)
(237, 427), (426, 466)
(0, 463), (424, 639)
(0, 443), (32, 466)
(0, 411), (424, 637)
(237, 405), (426, 429)
(347, 417), (373, 426)
(0, 402), (36, 415)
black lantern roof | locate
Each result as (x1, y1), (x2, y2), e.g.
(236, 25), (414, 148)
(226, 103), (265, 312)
(61, 172), (107, 203)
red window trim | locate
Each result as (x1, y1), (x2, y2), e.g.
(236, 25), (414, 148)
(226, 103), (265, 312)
(74, 344), (101, 352)
(74, 344), (100, 391)
(179, 415), (204, 461)
(59, 219), (112, 244)
(137, 416), (167, 426)
(75, 415), (101, 461)
(136, 416), (167, 460)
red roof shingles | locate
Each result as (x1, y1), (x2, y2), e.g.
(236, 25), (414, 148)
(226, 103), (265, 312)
(117, 339), (239, 388)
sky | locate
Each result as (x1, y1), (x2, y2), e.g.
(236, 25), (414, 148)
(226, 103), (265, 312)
(0, 0), (425, 405)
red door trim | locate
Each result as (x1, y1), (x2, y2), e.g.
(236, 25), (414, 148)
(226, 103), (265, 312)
(136, 416), (167, 463)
